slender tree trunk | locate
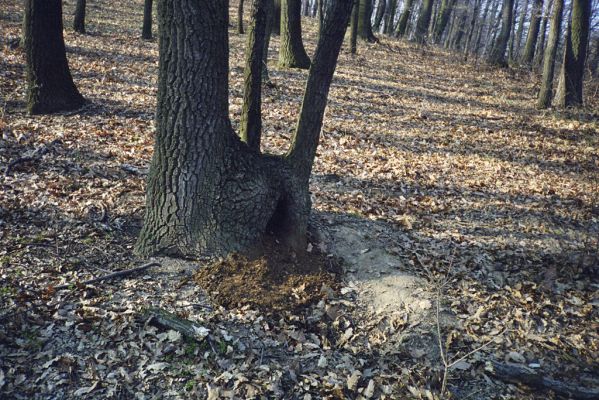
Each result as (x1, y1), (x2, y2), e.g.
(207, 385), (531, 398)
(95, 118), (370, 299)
(507, 0), (519, 62)
(142, 0), (153, 39)
(533, 0), (552, 69)
(472, 0), (494, 56)
(279, 0), (311, 68)
(136, 0), (352, 258)
(241, 0), (268, 151)
(384, 0), (398, 34)
(350, 0), (360, 53)
(537, 0), (563, 107)
(487, 0), (514, 65)
(302, 0), (310, 16)
(262, 0), (274, 81)
(486, 0), (504, 55)
(432, 0), (457, 43)
(73, 0), (86, 34)
(520, 0), (543, 64)
(238, 0), (245, 34)
(414, 0), (435, 43)
(24, 0), (85, 115)
(358, 0), (378, 41)
(373, 0), (387, 31)
(589, 37), (599, 77)
(463, 0), (480, 58)
(513, 0), (529, 55)
(396, 0), (415, 36)
(554, 0), (591, 106)
(272, 0), (281, 35)
(450, 9), (468, 49)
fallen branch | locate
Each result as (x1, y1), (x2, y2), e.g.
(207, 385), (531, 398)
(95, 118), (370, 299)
(4, 139), (61, 176)
(488, 361), (599, 400)
(54, 262), (160, 290)
(144, 308), (210, 342)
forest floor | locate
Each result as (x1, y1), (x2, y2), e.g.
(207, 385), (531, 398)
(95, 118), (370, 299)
(1, 0), (599, 399)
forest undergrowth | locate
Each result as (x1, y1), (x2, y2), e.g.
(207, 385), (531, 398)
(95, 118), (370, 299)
(1, 0), (598, 398)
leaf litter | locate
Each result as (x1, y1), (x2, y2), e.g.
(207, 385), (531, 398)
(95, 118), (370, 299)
(1, 0), (598, 398)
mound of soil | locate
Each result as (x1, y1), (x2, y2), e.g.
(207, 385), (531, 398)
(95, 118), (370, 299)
(194, 242), (342, 313)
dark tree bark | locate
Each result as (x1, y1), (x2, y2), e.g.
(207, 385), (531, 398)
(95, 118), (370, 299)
(383, 0), (398, 34)
(136, 0), (353, 258)
(24, 0), (85, 115)
(373, 0), (387, 31)
(272, 0), (281, 35)
(395, 0), (415, 36)
(589, 37), (599, 77)
(279, 0), (311, 68)
(241, 0), (268, 151)
(350, 0), (360, 53)
(414, 0), (435, 43)
(472, 0), (495, 55)
(450, 9), (468, 49)
(537, 0), (563, 107)
(432, 0), (457, 43)
(533, 0), (552, 69)
(520, 0), (543, 64)
(262, 0), (274, 81)
(463, 0), (481, 58)
(142, 0), (153, 39)
(554, 0), (591, 107)
(487, 0), (514, 65)
(73, 0), (86, 34)
(358, 0), (378, 42)
(238, 0), (245, 34)
(507, 0), (519, 62)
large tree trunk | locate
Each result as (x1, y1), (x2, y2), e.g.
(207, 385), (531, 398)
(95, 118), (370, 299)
(536, 0), (563, 107)
(487, 0), (514, 65)
(350, 0), (360, 53)
(554, 0), (591, 107)
(24, 0), (85, 115)
(358, 0), (378, 42)
(432, 0), (457, 43)
(238, 0), (245, 34)
(241, 0), (268, 151)
(395, 0), (415, 36)
(279, 0), (311, 68)
(520, 0), (543, 64)
(142, 0), (153, 39)
(73, 0), (86, 34)
(414, 0), (435, 43)
(136, 0), (352, 258)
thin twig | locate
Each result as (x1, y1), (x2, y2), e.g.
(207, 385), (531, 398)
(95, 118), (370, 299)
(54, 262), (160, 290)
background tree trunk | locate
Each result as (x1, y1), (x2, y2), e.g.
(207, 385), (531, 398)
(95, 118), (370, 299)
(520, 0), (543, 64)
(463, 0), (481, 58)
(262, 0), (274, 81)
(24, 0), (85, 115)
(241, 0), (268, 151)
(554, 0), (591, 106)
(395, 0), (415, 36)
(433, 0), (457, 43)
(137, 0), (352, 258)
(487, 0), (514, 65)
(537, 0), (563, 107)
(513, 0), (529, 56)
(142, 0), (153, 39)
(373, 0), (387, 31)
(383, 0), (398, 34)
(350, 0), (360, 53)
(533, 0), (552, 70)
(279, 0), (311, 68)
(238, 0), (245, 34)
(272, 0), (281, 35)
(73, 0), (86, 34)
(414, 0), (435, 43)
(358, 0), (378, 41)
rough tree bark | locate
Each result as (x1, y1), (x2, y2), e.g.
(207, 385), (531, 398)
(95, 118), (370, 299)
(487, 0), (514, 65)
(238, 0), (245, 34)
(554, 0), (591, 107)
(395, 0), (415, 36)
(241, 0), (268, 151)
(135, 0), (353, 258)
(24, 0), (86, 115)
(433, 0), (457, 43)
(73, 0), (86, 34)
(279, 0), (311, 68)
(142, 0), (153, 39)
(520, 0), (543, 64)
(414, 0), (436, 43)
(537, 0), (563, 107)
(358, 0), (378, 42)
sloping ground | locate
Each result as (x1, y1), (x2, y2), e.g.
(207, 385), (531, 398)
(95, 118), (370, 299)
(1, 0), (598, 398)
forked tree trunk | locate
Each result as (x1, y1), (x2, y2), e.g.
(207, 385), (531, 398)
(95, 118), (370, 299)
(414, 0), (435, 43)
(487, 0), (514, 65)
(73, 0), (86, 34)
(520, 0), (543, 64)
(537, 0), (563, 108)
(135, 0), (352, 258)
(24, 0), (85, 115)
(279, 0), (311, 68)
(554, 0), (591, 107)
(238, 0), (245, 34)
(395, 0), (415, 36)
(142, 0), (153, 39)
(241, 0), (268, 150)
